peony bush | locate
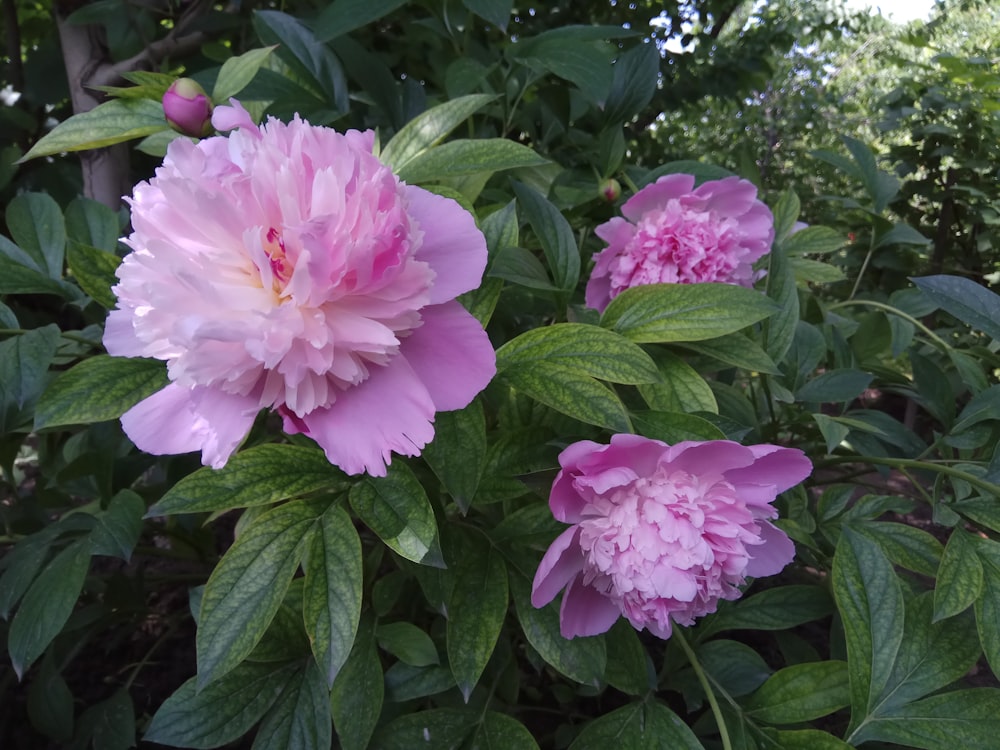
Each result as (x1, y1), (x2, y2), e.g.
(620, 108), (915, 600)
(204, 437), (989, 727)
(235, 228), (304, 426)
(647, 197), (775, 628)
(4, 5), (1000, 750)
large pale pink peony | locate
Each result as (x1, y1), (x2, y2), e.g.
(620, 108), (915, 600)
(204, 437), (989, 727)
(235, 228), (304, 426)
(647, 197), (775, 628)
(531, 435), (811, 639)
(104, 100), (496, 476)
(585, 174), (774, 311)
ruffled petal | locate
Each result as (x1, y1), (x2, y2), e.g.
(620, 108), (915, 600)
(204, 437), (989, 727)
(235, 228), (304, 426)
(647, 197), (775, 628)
(398, 301), (496, 412)
(405, 186), (488, 304)
(211, 98), (257, 134)
(621, 173), (696, 221)
(120, 383), (258, 468)
(559, 576), (622, 639)
(745, 521), (796, 578)
(666, 440), (755, 477)
(725, 445), (813, 494)
(291, 355), (436, 476)
(531, 527), (585, 608)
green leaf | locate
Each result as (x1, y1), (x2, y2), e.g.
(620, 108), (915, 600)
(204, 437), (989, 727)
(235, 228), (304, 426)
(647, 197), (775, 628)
(8, 538), (91, 679)
(19, 98), (167, 160)
(380, 94), (495, 172)
(935, 528), (984, 621)
(782, 226), (844, 256)
(975, 553), (1000, 679)
(349, 462), (443, 567)
(6, 192), (65, 278)
(698, 640), (772, 698)
(512, 181), (581, 291)
(676, 333), (780, 375)
(833, 527), (904, 736)
(252, 660), (332, 750)
(631, 410), (727, 443)
(314, 0), (409, 41)
(376, 621), (439, 667)
(852, 522), (943, 577)
(447, 535), (508, 700)
(638, 349), (717, 413)
(65, 197), (119, 252)
(774, 729), (853, 750)
(197, 500), (324, 688)
(496, 324), (659, 385)
(796, 369), (873, 403)
(912, 274), (1000, 342)
(604, 620), (653, 695)
(212, 46), (275, 103)
(461, 0), (513, 29)
(89, 688), (135, 750)
(842, 135), (897, 211)
(302, 504), (362, 687)
(90, 490), (145, 561)
(850, 689), (1000, 749)
(500, 361), (632, 432)
(876, 222), (930, 249)
(384, 662), (455, 702)
(569, 701), (704, 749)
(469, 712), (539, 749)
(26, 656), (74, 741)
(0, 256), (76, 297)
(603, 42), (659, 124)
(373, 708), (476, 749)
(0, 538), (51, 619)
(814, 413), (850, 453)
(423, 401), (487, 512)
(510, 574), (605, 687)
(511, 37), (614, 105)
(145, 661), (298, 749)
(771, 189), (801, 242)
(488, 246), (557, 290)
(764, 241), (798, 362)
(790, 257), (846, 284)
(0, 325), (61, 432)
(331, 616), (383, 750)
(34, 355), (168, 430)
(150, 444), (346, 515)
(67, 242), (120, 307)
(601, 283), (780, 343)
(744, 661), (849, 724)
(953, 385), (1000, 433)
(397, 138), (548, 183)
(701, 585), (834, 637)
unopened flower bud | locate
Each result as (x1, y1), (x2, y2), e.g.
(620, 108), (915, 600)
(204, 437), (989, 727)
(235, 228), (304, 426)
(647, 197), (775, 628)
(163, 78), (213, 138)
(599, 178), (621, 203)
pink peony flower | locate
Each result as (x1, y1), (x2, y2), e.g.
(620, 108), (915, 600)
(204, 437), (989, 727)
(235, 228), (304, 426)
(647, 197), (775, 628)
(531, 435), (811, 639)
(585, 174), (774, 312)
(162, 78), (214, 138)
(105, 100), (496, 476)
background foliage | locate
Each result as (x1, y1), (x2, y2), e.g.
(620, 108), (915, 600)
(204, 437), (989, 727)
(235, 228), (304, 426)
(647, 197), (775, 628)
(3, 0), (1000, 748)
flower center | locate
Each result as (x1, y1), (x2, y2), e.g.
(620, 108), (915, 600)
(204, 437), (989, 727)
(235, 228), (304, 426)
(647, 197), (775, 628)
(262, 226), (292, 288)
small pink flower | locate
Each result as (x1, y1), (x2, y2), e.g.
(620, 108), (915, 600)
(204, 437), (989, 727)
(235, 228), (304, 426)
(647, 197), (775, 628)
(162, 78), (214, 138)
(531, 435), (811, 639)
(585, 174), (774, 312)
(105, 100), (496, 476)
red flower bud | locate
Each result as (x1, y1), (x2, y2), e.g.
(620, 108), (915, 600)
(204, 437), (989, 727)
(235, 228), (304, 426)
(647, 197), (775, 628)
(163, 78), (213, 138)
(599, 178), (622, 203)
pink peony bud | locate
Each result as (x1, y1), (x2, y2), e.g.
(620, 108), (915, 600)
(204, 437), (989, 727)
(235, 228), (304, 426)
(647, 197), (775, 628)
(162, 78), (214, 138)
(599, 178), (622, 203)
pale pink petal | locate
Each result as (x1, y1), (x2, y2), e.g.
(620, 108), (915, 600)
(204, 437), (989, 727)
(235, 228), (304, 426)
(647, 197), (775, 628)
(693, 176), (758, 215)
(398, 302), (496, 412)
(291, 356), (436, 477)
(726, 446), (813, 494)
(121, 383), (258, 468)
(405, 186), (488, 303)
(211, 99), (257, 133)
(103, 311), (146, 357)
(621, 174), (695, 221)
(667, 440), (754, 477)
(745, 522), (796, 578)
(559, 576), (622, 639)
(531, 527), (585, 608)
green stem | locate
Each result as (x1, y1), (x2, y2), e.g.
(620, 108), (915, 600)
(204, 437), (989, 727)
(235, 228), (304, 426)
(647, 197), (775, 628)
(848, 232), (877, 301)
(819, 455), (1000, 498)
(673, 628), (732, 750)
(825, 299), (950, 352)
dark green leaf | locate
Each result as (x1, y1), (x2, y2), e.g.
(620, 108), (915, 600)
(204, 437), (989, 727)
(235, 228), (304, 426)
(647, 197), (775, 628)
(638, 349), (716, 413)
(569, 701), (704, 749)
(0, 538), (51, 619)
(19, 99), (167, 160)
(447, 536), (508, 700)
(512, 181), (581, 291)
(150, 444), (346, 515)
(34, 355), (168, 430)
(497, 323), (659, 385)
(510, 574), (605, 687)
(912, 275), (1000, 342)
(397, 138), (548, 183)
(603, 42), (659, 124)
(744, 661), (849, 724)
(771, 190), (801, 242)
(0, 256), (78, 297)
(953, 385), (1000, 433)
(197, 500), (323, 687)
(0, 325), (60, 432)
(423, 401), (487, 512)
(511, 37), (614, 104)
(782, 226), (844, 256)
(850, 688), (1000, 749)
(601, 283), (779, 343)
(144, 661), (298, 748)
(796, 369), (873, 403)
(90, 490), (145, 561)
(935, 528), (983, 621)
(384, 662), (455, 702)
(701, 585), (834, 637)
(488, 246), (557, 290)
(6, 192), (65, 278)
(303, 505), (362, 687)
(67, 242), (120, 308)
(26, 657), (74, 741)
(331, 616), (383, 750)
(380, 94), (495, 171)
(8, 539), (91, 679)
(604, 619), (652, 695)
(252, 660), (331, 750)
(631, 410), (727, 443)
(377, 621), (439, 667)
(373, 708), (476, 749)
(314, 0), (409, 41)
(699, 640), (772, 698)
(852, 522), (943, 577)
(773, 729), (852, 749)
(876, 222), (929, 249)
(976, 553), (1000, 679)
(65, 197), (119, 253)
(469, 712), (539, 750)
(676, 333), (780, 375)
(462, 0), (513, 29)
(764, 241), (798, 362)
(349, 462), (443, 567)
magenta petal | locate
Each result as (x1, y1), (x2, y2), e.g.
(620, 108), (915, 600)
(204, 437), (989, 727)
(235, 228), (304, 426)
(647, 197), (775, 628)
(399, 301), (496, 412)
(531, 527), (585, 608)
(667, 440), (754, 476)
(559, 575), (622, 639)
(296, 356), (436, 477)
(726, 446), (813, 494)
(549, 470), (588, 523)
(745, 521), (796, 578)
(120, 383), (258, 468)
(405, 186), (488, 304)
